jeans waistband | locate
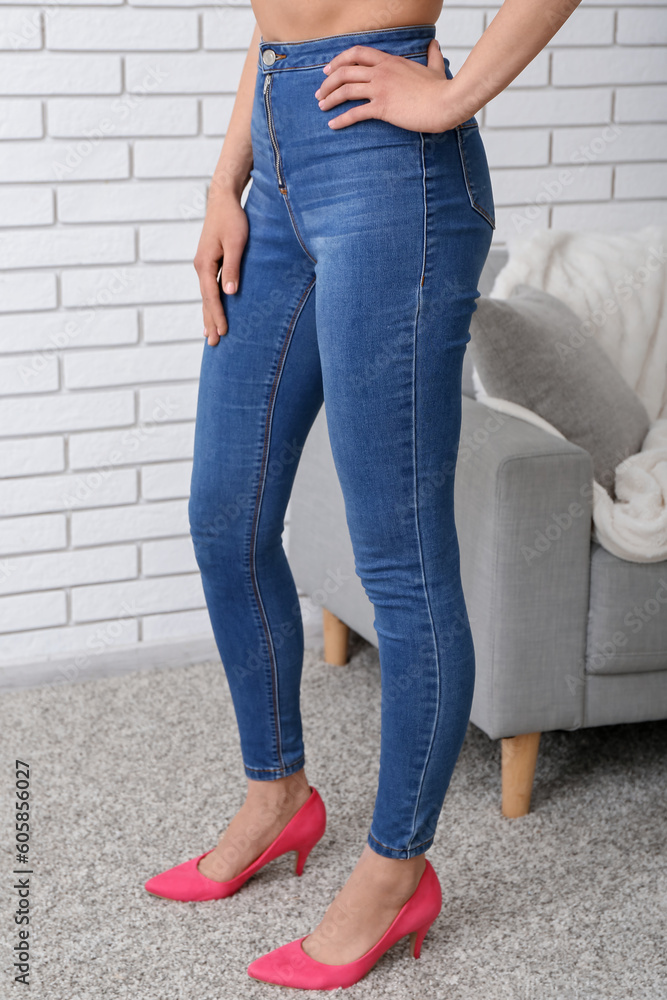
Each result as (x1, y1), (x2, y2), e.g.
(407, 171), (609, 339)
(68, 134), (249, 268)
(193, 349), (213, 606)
(257, 22), (440, 74)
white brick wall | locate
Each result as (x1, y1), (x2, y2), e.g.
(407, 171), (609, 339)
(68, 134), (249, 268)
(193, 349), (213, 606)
(1, 1), (666, 680)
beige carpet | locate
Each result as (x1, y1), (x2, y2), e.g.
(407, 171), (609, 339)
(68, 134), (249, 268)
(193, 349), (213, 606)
(1, 637), (666, 999)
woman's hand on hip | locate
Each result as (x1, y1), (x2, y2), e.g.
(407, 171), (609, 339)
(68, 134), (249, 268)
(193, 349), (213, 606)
(193, 186), (249, 347)
(314, 38), (462, 134)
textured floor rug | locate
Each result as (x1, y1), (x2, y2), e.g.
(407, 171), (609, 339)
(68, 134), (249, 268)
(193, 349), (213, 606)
(1, 638), (666, 1000)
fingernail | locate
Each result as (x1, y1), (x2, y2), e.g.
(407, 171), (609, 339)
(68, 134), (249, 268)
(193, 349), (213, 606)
(203, 327), (207, 337)
(318, 100), (325, 108)
(323, 64), (330, 73)
(315, 88), (321, 98)
(224, 281), (235, 293)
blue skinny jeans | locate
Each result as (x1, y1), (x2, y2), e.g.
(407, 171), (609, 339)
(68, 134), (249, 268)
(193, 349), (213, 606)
(188, 23), (495, 859)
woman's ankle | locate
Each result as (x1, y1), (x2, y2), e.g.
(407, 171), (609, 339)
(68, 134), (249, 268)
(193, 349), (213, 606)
(197, 773), (311, 881)
(356, 844), (427, 896)
(244, 769), (311, 815)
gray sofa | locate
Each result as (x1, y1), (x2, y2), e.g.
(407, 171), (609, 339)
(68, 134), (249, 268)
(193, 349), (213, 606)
(288, 247), (667, 817)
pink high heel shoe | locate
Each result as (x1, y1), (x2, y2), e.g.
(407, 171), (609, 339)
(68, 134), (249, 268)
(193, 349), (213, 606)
(144, 785), (326, 902)
(247, 857), (442, 990)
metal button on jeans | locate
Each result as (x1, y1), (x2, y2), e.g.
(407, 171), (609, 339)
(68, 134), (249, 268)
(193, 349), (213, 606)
(262, 48), (276, 66)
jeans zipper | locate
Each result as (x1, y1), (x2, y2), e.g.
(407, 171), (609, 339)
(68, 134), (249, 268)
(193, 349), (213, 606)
(263, 73), (286, 190)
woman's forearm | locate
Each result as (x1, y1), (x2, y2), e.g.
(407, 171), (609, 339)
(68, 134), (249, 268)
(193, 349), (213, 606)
(210, 22), (261, 201)
(447, 0), (581, 123)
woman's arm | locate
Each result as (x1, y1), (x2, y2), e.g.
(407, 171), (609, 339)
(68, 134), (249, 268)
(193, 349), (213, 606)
(315, 0), (583, 132)
(210, 22), (260, 198)
(195, 22), (260, 346)
(441, 0), (582, 125)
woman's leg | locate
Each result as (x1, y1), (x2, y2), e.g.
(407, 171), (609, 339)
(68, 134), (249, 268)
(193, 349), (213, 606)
(260, 30), (495, 958)
(302, 143), (493, 954)
(188, 131), (323, 878)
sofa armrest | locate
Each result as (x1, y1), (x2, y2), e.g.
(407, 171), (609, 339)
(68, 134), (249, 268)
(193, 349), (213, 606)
(456, 396), (594, 739)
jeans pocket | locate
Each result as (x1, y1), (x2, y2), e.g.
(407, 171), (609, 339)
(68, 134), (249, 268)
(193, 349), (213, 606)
(455, 122), (496, 230)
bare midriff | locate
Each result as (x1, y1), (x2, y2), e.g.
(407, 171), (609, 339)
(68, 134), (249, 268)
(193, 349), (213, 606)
(251, 0), (444, 44)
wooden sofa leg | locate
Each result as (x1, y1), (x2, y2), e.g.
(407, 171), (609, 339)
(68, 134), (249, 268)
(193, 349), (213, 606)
(322, 608), (350, 666)
(501, 732), (541, 818)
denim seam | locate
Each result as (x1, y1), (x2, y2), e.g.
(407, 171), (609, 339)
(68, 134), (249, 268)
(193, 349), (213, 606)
(283, 193), (318, 264)
(455, 125), (496, 230)
(406, 133), (441, 854)
(368, 829), (434, 853)
(246, 754), (305, 774)
(248, 276), (317, 774)
(260, 23), (436, 47)
(257, 49), (431, 74)
(419, 132), (427, 289)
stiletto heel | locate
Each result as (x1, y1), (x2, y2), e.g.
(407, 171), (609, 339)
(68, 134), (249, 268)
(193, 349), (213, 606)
(409, 915), (436, 959)
(248, 858), (443, 990)
(294, 842), (313, 877)
(291, 799), (326, 876)
(145, 785), (326, 902)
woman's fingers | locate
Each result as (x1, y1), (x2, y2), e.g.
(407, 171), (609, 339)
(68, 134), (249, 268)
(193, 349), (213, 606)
(322, 44), (386, 75)
(218, 230), (246, 297)
(197, 258), (227, 344)
(426, 37), (445, 75)
(315, 65), (371, 102)
(317, 37), (451, 132)
(202, 303), (221, 346)
(326, 103), (378, 130)
(194, 195), (249, 346)
(317, 82), (374, 111)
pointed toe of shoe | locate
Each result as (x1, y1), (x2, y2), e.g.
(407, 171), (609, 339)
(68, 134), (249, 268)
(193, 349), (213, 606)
(247, 860), (443, 990)
(144, 858), (198, 901)
(144, 872), (173, 898)
(144, 851), (230, 902)
(246, 952), (275, 984)
(248, 937), (361, 990)
(247, 939), (314, 988)
(145, 786), (327, 905)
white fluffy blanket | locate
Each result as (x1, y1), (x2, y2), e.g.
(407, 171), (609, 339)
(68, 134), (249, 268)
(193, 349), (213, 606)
(475, 224), (667, 563)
